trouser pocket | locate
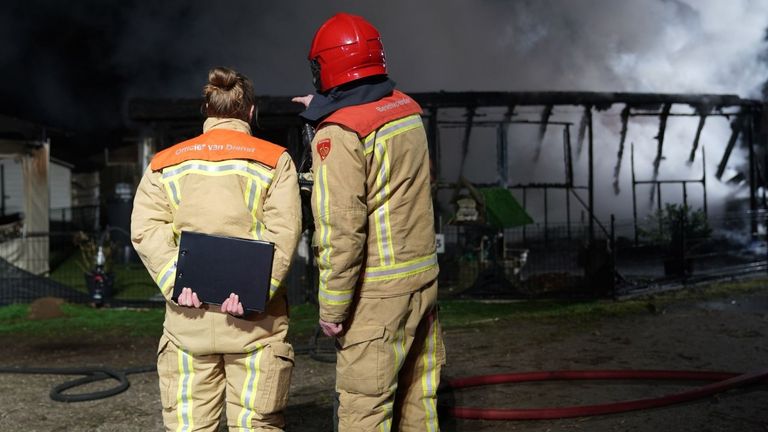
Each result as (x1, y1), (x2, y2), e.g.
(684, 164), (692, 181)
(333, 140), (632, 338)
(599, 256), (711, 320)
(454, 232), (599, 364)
(156, 336), (177, 410)
(256, 341), (295, 414)
(336, 325), (388, 395)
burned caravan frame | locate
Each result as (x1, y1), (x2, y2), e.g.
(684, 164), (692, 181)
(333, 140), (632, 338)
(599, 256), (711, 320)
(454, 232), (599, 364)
(129, 91), (766, 298)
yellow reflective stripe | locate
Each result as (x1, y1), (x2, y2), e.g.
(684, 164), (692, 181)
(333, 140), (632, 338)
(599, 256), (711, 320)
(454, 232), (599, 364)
(363, 130), (376, 149)
(318, 285), (355, 305)
(381, 143), (395, 263)
(243, 179), (265, 240)
(163, 179), (181, 209)
(316, 166), (340, 305)
(421, 313), (439, 432)
(270, 278), (280, 299)
(238, 346), (264, 430)
(380, 325), (407, 431)
(244, 179), (255, 238)
(363, 253), (438, 282)
(373, 141), (395, 266)
(156, 258), (177, 295)
(161, 160), (273, 189)
(364, 114), (424, 155)
(176, 348), (194, 432)
(253, 185), (264, 240)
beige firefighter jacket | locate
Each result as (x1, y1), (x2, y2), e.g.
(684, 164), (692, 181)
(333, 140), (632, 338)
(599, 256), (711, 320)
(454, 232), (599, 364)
(310, 91), (439, 323)
(131, 118), (301, 355)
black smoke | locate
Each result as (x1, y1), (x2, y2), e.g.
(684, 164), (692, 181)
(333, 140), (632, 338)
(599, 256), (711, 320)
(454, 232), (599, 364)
(0, 0), (765, 160)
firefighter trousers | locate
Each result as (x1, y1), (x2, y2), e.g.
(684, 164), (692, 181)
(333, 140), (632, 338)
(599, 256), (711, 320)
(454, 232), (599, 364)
(157, 335), (294, 431)
(336, 279), (446, 432)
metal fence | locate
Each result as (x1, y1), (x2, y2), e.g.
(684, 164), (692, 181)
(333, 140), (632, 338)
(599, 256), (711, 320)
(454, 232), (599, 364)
(614, 211), (768, 294)
(0, 225), (314, 308)
(1, 207), (766, 307)
(436, 211), (768, 299)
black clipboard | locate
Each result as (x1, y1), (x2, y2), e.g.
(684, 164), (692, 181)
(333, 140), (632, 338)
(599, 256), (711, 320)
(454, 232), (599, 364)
(172, 231), (275, 312)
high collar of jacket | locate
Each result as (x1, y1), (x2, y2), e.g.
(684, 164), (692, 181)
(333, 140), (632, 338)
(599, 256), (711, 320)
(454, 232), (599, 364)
(299, 77), (396, 123)
(203, 117), (252, 135)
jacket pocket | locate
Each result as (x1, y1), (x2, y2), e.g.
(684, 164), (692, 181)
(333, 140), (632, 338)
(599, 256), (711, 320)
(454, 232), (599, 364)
(255, 341), (295, 414)
(336, 326), (388, 395)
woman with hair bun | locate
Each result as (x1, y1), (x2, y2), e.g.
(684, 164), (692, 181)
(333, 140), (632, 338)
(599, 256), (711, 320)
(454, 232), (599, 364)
(131, 66), (301, 431)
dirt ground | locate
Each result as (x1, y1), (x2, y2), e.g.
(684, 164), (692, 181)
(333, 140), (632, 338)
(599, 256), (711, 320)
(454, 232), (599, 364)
(1, 285), (767, 432)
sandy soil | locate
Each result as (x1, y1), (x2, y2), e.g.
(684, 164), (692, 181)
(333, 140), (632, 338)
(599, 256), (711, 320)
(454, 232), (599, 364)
(0, 286), (766, 432)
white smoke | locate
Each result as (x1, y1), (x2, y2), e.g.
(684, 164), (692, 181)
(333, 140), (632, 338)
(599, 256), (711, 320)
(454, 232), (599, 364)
(110, 0), (768, 226)
(110, 1), (767, 96)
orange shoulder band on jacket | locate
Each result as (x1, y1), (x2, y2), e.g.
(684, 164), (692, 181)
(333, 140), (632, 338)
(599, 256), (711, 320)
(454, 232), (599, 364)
(150, 129), (286, 171)
(319, 90), (423, 138)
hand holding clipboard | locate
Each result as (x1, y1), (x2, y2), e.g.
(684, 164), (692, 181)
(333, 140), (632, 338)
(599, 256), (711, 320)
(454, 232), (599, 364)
(172, 231), (275, 314)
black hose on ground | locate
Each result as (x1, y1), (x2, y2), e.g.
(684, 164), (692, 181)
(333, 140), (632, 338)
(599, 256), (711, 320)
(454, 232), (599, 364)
(0, 331), (334, 403)
(0, 365), (156, 402)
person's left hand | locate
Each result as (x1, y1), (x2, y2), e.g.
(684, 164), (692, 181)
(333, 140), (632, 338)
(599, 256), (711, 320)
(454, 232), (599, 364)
(177, 287), (203, 308)
(220, 293), (245, 317)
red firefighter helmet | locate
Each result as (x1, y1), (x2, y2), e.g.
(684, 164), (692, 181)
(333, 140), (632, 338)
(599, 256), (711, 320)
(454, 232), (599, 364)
(308, 13), (387, 92)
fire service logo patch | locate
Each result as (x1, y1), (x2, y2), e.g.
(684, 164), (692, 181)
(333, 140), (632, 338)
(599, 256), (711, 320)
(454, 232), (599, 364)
(317, 139), (331, 161)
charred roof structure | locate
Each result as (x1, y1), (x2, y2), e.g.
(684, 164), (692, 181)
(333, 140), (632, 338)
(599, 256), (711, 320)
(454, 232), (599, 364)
(129, 91), (766, 242)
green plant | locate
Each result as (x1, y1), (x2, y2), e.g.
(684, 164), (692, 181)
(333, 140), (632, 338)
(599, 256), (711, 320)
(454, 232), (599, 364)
(638, 203), (711, 246)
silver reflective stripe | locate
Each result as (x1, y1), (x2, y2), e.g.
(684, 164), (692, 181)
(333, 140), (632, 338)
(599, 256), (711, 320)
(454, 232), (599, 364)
(239, 349), (262, 428)
(375, 141), (393, 266)
(162, 162), (272, 185)
(169, 181), (180, 206)
(364, 253), (438, 280)
(364, 115), (423, 153)
(317, 166), (332, 293)
(158, 262), (176, 293)
(319, 289), (354, 303)
(422, 313), (439, 432)
(363, 131), (376, 149)
(179, 350), (193, 431)
(247, 180), (257, 210)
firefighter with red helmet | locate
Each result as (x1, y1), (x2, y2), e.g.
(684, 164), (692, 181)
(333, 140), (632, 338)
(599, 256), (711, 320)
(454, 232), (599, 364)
(293, 12), (446, 432)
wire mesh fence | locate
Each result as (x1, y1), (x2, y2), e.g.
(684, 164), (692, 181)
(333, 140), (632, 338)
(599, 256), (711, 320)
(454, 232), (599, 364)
(614, 210), (768, 293)
(0, 225), (314, 307)
(437, 210), (768, 299)
(1, 206), (767, 306)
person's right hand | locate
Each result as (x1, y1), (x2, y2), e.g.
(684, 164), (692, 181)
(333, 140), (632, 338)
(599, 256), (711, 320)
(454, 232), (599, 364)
(319, 319), (343, 337)
(291, 94), (314, 109)
(177, 287), (202, 308)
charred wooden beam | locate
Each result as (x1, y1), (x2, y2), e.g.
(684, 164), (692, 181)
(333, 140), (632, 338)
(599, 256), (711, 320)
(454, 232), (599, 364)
(535, 105), (553, 162)
(458, 106), (476, 179)
(564, 124), (574, 187)
(129, 92), (759, 123)
(576, 106), (589, 156)
(613, 105), (631, 194)
(497, 106), (514, 186)
(652, 103), (672, 181)
(688, 113), (708, 165)
(129, 97), (304, 121)
(715, 113), (745, 180)
(411, 91), (753, 109)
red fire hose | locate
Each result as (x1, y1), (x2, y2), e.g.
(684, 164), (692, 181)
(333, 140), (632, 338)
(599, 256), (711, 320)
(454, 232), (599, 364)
(444, 369), (768, 420)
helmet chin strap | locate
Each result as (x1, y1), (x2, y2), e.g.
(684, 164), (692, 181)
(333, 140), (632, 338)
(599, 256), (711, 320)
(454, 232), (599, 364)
(310, 59), (323, 92)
